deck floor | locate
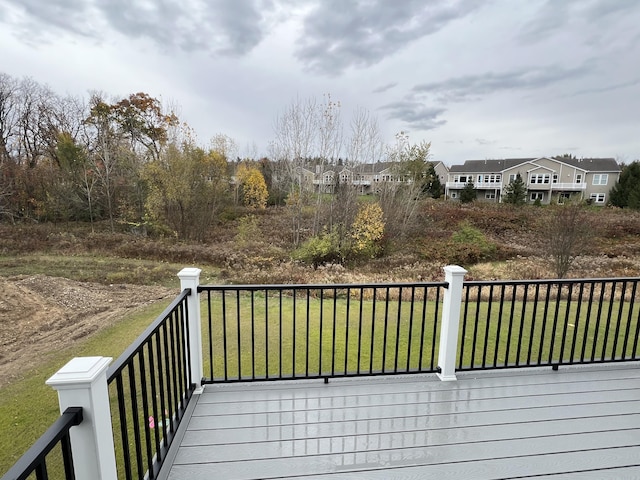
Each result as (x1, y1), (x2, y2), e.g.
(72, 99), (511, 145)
(161, 364), (640, 479)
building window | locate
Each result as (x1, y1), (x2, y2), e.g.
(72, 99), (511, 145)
(552, 174), (558, 183)
(478, 174), (501, 184)
(530, 192), (544, 201)
(590, 193), (606, 204)
(509, 174), (516, 182)
(530, 174), (550, 184)
(558, 192), (571, 204)
(576, 174), (582, 183)
(485, 193), (496, 199)
(592, 174), (608, 185)
(454, 175), (469, 183)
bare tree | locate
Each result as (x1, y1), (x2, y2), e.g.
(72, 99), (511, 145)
(540, 201), (595, 278)
(379, 133), (431, 238)
(0, 73), (20, 164)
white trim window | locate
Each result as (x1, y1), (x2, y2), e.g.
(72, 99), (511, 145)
(530, 174), (550, 184)
(590, 193), (606, 204)
(552, 174), (558, 183)
(592, 174), (608, 185)
(485, 192), (496, 199)
(530, 192), (544, 201)
(576, 174), (583, 183)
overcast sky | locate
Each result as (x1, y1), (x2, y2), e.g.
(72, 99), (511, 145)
(2, 0), (639, 165)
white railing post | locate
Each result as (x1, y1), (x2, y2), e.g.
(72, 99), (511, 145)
(46, 356), (118, 480)
(437, 265), (468, 381)
(178, 267), (203, 391)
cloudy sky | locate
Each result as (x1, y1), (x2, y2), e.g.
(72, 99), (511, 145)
(2, 0), (639, 165)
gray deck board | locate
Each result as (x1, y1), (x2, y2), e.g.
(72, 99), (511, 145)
(161, 364), (640, 479)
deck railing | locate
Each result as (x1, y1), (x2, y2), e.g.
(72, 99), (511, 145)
(0, 407), (83, 480)
(5, 266), (640, 480)
(457, 278), (640, 371)
(198, 281), (447, 382)
(106, 287), (194, 480)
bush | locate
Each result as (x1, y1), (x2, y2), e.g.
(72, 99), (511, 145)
(292, 228), (344, 268)
(446, 221), (497, 265)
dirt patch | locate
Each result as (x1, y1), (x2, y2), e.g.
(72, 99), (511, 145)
(0, 275), (174, 388)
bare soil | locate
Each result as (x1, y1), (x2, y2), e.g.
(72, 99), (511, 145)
(0, 275), (174, 389)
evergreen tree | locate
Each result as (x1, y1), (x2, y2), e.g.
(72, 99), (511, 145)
(460, 180), (476, 203)
(503, 173), (527, 205)
(610, 161), (640, 209)
(430, 175), (443, 199)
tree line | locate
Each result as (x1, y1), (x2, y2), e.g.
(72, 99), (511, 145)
(0, 74), (441, 247)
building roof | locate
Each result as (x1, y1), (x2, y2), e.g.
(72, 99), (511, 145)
(552, 156), (620, 172)
(449, 158), (535, 173)
(449, 157), (620, 174)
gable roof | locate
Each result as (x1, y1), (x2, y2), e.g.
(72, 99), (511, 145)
(449, 157), (620, 174)
(449, 158), (534, 173)
(552, 157), (620, 172)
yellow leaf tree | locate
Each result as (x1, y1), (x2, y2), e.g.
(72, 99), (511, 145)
(351, 202), (385, 257)
(236, 164), (268, 209)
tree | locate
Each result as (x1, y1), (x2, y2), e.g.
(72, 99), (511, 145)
(460, 180), (476, 203)
(503, 173), (527, 205)
(236, 163), (268, 209)
(609, 161), (640, 209)
(143, 141), (229, 240)
(540, 202), (594, 278)
(351, 202), (385, 258)
(378, 134), (431, 238)
(424, 163), (443, 199)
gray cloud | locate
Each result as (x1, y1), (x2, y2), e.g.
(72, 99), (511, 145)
(294, 0), (484, 76)
(519, 0), (640, 44)
(413, 64), (593, 102)
(568, 78), (640, 97)
(379, 100), (446, 131)
(372, 82), (397, 94)
(3, 0), (275, 57)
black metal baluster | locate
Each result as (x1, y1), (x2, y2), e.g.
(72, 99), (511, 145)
(458, 286), (471, 369)
(369, 288), (377, 373)
(236, 290), (242, 380)
(570, 282), (585, 363)
(482, 285), (494, 368)
(381, 287), (390, 373)
(591, 280), (606, 361)
(602, 281), (616, 360)
(221, 291), (228, 382)
(206, 290), (213, 381)
(527, 283), (540, 366)
(394, 287), (403, 373)
(622, 281), (638, 358)
(406, 286), (416, 372)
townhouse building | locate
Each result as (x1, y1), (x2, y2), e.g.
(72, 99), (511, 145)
(445, 157), (620, 204)
(305, 161), (448, 195)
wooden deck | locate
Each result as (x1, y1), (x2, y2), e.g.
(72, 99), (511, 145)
(160, 364), (640, 479)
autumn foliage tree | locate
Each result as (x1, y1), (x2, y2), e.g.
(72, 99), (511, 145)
(236, 163), (268, 209)
(351, 202), (385, 258)
(143, 142), (229, 240)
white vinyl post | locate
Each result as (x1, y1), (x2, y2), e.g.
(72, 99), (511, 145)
(46, 356), (118, 480)
(178, 267), (203, 391)
(437, 265), (468, 381)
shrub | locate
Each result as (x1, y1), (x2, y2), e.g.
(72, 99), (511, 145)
(447, 221), (497, 265)
(292, 228), (344, 268)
